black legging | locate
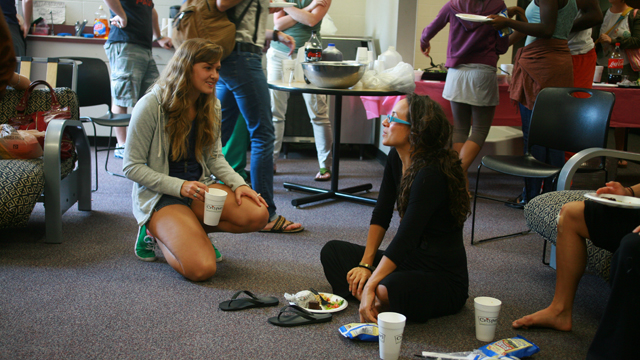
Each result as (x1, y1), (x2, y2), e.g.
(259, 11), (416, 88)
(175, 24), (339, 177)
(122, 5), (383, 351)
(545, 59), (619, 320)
(320, 240), (468, 323)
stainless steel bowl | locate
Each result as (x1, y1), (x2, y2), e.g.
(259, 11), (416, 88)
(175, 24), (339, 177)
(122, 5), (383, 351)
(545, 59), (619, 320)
(301, 61), (368, 89)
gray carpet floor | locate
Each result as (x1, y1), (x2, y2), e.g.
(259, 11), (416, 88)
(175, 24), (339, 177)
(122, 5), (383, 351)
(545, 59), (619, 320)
(1, 141), (637, 360)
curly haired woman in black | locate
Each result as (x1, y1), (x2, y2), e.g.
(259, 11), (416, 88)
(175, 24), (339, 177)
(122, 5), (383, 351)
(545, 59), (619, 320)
(321, 94), (470, 323)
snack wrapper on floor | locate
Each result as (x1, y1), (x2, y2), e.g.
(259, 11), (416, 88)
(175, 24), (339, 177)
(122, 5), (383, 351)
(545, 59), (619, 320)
(478, 335), (539, 358)
(283, 290), (316, 308)
(419, 335), (539, 359)
(339, 323), (378, 342)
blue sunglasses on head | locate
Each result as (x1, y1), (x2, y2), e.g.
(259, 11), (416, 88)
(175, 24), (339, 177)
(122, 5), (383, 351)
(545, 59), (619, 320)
(384, 114), (411, 126)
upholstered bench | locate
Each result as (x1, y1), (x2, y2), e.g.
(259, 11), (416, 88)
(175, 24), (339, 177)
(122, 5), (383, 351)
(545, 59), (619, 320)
(0, 87), (91, 243)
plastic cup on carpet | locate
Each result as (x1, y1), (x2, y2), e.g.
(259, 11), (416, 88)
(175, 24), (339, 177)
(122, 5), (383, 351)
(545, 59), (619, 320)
(204, 188), (227, 226)
(474, 296), (502, 342)
(378, 312), (406, 360)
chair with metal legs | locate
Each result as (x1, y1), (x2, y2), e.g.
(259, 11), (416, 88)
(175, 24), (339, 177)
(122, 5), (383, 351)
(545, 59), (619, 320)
(470, 87), (615, 246)
(56, 57), (130, 191)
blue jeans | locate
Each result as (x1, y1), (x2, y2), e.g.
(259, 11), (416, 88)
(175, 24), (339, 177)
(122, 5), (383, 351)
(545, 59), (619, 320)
(519, 103), (565, 202)
(217, 51), (277, 220)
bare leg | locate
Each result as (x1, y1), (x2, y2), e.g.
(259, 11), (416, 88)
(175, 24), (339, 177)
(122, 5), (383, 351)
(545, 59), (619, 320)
(192, 184), (269, 234)
(512, 201), (589, 331)
(148, 205), (218, 281)
(112, 104), (128, 145)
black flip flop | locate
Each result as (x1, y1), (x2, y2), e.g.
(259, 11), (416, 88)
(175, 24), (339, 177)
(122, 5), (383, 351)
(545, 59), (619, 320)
(267, 304), (332, 327)
(219, 290), (279, 311)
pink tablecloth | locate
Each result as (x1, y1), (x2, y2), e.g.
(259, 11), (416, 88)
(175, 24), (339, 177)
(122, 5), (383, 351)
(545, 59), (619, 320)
(361, 81), (640, 128)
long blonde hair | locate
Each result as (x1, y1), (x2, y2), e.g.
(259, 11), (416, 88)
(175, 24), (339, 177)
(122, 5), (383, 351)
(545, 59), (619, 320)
(152, 38), (223, 162)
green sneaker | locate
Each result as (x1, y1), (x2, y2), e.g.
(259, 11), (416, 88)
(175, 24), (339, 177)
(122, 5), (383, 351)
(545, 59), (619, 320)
(209, 234), (223, 263)
(214, 245), (223, 263)
(135, 224), (157, 262)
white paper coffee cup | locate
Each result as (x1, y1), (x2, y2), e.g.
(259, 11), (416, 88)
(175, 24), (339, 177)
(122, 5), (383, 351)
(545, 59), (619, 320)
(378, 312), (406, 360)
(474, 297), (502, 342)
(282, 59), (296, 84)
(203, 188), (227, 226)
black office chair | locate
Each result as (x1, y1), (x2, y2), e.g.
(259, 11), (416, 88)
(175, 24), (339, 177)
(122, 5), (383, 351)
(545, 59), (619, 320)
(57, 57), (130, 191)
(471, 87), (616, 246)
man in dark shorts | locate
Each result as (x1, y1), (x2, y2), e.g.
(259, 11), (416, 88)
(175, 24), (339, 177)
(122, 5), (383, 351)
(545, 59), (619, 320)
(512, 181), (640, 359)
(103, 0), (172, 158)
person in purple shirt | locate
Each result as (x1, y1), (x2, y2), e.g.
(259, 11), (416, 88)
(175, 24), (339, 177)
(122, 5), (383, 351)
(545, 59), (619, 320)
(420, 0), (509, 194)
(320, 94), (470, 323)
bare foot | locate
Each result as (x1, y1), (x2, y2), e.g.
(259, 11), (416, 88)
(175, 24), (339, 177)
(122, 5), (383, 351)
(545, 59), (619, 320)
(512, 307), (572, 331)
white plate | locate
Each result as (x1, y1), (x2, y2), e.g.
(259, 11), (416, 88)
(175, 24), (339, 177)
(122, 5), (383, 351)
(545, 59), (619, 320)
(455, 14), (492, 23)
(584, 192), (640, 209)
(291, 292), (348, 313)
(269, 2), (296, 8)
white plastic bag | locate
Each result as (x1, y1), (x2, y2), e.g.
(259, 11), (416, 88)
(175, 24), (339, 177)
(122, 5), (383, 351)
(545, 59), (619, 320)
(320, 14), (338, 35)
(361, 62), (416, 93)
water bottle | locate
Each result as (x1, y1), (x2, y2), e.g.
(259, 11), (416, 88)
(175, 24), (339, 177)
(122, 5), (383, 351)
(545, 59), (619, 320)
(322, 43), (343, 61)
(608, 43), (623, 84)
(93, 5), (109, 39)
(304, 30), (322, 62)
(378, 46), (403, 70)
(498, 9), (513, 37)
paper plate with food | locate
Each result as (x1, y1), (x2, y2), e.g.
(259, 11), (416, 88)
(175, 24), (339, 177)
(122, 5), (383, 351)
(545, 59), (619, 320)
(284, 289), (348, 313)
(584, 192), (640, 209)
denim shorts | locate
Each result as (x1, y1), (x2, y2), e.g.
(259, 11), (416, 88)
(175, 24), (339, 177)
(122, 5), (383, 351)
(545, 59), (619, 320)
(154, 194), (193, 212)
(104, 42), (159, 107)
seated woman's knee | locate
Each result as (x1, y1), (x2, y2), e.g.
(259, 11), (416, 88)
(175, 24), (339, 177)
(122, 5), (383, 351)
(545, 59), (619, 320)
(183, 258), (217, 281)
(237, 206), (268, 231)
(557, 201), (584, 232)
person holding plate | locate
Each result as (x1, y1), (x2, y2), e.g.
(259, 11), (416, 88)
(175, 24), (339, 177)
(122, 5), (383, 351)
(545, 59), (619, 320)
(419, 0), (510, 194)
(512, 180), (640, 359)
(320, 94), (470, 323)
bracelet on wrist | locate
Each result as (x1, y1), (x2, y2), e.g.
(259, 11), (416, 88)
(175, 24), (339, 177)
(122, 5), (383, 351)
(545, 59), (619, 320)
(627, 186), (635, 197)
(358, 262), (375, 272)
(153, 36), (165, 43)
(272, 29), (280, 42)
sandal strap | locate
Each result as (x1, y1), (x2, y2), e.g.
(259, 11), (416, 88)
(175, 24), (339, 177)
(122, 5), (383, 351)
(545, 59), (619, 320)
(277, 304), (315, 321)
(319, 168), (330, 175)
(270, 215), (287, 232)
(230, 290), (258, 300)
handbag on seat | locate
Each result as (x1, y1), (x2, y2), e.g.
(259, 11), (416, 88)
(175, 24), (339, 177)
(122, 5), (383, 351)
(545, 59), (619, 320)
(8, 80), (75, 160)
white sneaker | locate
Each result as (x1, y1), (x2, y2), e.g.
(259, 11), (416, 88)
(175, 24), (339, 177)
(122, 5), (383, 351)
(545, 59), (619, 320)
(114, 143), (124, 159)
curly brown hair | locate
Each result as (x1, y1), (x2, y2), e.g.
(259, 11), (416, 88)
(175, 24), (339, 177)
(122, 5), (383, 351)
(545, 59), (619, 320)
(396, 94), (470, 227)
(152, 38), (223, 162)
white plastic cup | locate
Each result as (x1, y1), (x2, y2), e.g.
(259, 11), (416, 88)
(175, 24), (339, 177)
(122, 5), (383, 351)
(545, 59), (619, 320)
(594, 65), (604, 83)
(203, 188), (227, 226)
(374, 60), (385, 73)
(378, 312), (406, 360)
(282, 59), (296, 84)
(474, 297), (502, 342)
(356, 47), (369, 63)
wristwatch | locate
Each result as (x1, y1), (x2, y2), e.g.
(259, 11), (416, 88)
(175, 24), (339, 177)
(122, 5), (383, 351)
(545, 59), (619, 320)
(153, 36), (165, 43)
(358, 262), (376, 272)
(272, 29), (280, 42)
